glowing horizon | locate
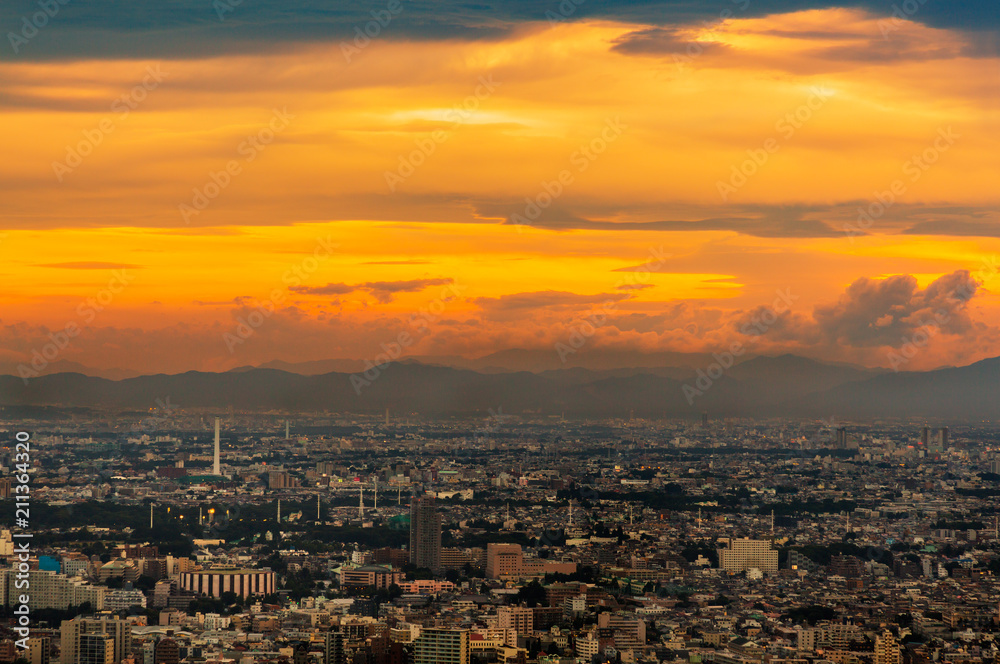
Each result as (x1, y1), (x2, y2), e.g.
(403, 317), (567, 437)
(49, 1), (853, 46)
(2, 6), (999, 376)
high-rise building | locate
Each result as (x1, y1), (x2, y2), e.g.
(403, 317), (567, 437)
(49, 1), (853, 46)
(153, 639), (178, 664)
(597, 613), (646, 648)
(0, 569), (104, 611)
(61, 616), (131, 664)
(324, 630), (345, 664)
(497, 606), (533, 635)
(486, 543), (523, 579)
(414, 628), (469, 664)
(875, 631), (901, 664)
(937, 427), (949, 451)
(921, 426), (930, 447)
(409, 495), (442, 574)
(27, 637), (50, 664)
(717, 538), (779, 573)
(212, 418), (221, 476)
(78, 635), (113, 664)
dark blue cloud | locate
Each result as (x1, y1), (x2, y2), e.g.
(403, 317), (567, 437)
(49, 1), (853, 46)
(0, 0), (995, 61)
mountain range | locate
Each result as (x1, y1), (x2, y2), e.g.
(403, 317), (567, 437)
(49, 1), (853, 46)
(1, 354), (997, 420)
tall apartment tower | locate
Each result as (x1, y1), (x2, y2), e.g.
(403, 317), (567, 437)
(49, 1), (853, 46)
(324, 630), (345, 664)
(60, 616), (131, 664)
(498, 606), (534, 635)
(213, 418), (221, 476)
(409, 495), (442, 574)
(413, 628), (470, 664)
(920, 426), (930, 447)
(875, 631), (901, 664)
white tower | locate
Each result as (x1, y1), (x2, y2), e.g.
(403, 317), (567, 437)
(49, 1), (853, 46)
(213, 418), (221, 476)
(358, 486), (364, 520)
(285, 420), (290, 440)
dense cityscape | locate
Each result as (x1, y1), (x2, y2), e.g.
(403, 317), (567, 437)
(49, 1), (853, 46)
(1, 411), (998, 664)
(2, 4), (997, 664)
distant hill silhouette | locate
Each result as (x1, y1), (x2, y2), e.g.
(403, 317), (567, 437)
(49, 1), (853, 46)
(1, 354), (997, 420)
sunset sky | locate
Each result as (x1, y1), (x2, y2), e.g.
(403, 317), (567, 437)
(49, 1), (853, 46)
(1, 0), (998, 375)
